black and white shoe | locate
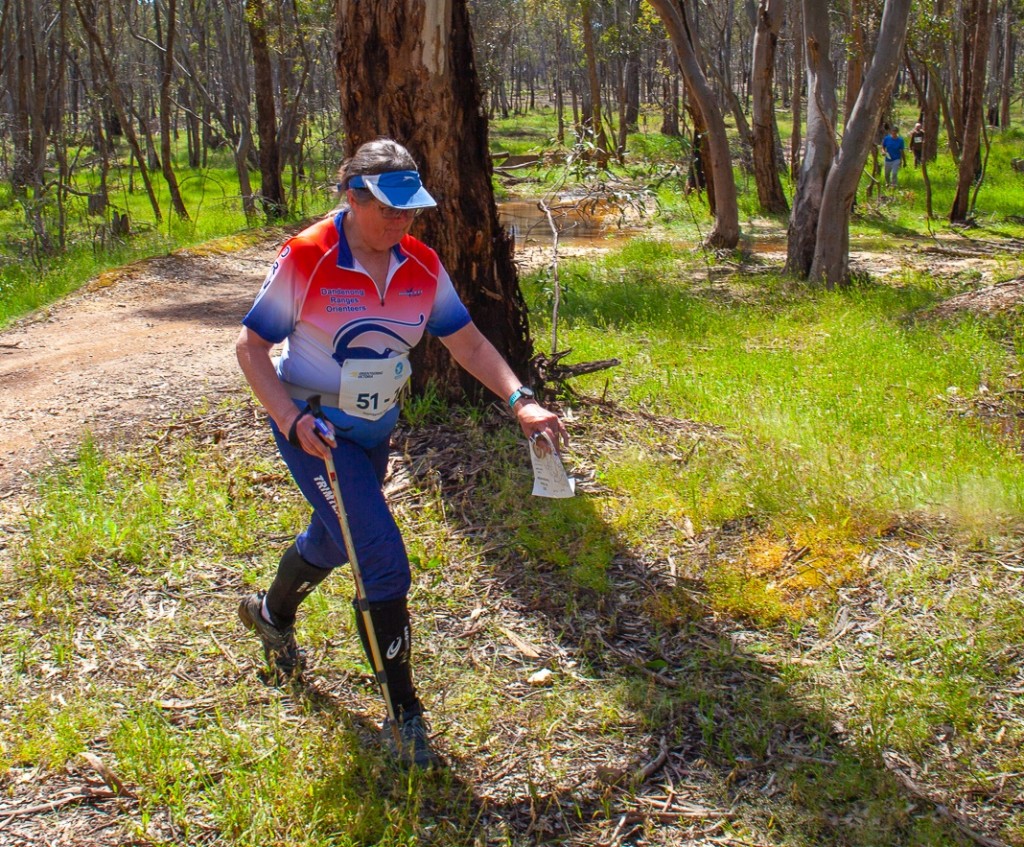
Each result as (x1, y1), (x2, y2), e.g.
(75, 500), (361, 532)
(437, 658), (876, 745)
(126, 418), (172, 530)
(238, 590), (306, 683)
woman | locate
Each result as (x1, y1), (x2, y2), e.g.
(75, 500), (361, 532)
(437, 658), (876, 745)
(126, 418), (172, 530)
(235, 137), (567, 768)
(910, 121), (925, 168)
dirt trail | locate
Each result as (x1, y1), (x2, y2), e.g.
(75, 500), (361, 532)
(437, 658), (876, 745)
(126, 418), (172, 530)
(0, 241), (277, 497)
(0, 231), (1018, 500)
(0, 236), (605, 499)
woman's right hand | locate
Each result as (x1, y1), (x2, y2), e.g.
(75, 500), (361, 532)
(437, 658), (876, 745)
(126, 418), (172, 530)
(284, 406), (336, 460)
(236, 326), (337, 461)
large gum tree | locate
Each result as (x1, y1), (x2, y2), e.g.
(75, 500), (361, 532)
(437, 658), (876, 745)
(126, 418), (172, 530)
(787, 0), (912, 288)
(334, 0), (531, 401)
(646, 0), (740, 248)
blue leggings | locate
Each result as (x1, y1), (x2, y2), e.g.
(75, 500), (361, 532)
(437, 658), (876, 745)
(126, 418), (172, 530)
(270, 422), (411, 603)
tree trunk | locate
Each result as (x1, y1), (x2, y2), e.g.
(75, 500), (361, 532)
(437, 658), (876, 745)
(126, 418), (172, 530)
(751, 0), (788, 213)
(9, 0), (52, 252)
(553, 21), (566, 143)
(248, 0), (286, 220)
(175, 0), (256, 217)
(619, 0), (641, 139)
(74, 0), (162, 223)
(156, 0), (189, 220)
(334, 0), (532, 401)
(932, 61), (960, 160)
(785, 0), (836, 276)
(660, 44), (681, 137)
(950, 0), (966, 146)
(580, 0), (612, 166)
(951, 0), (993, 222)
(844, 0), (864, 128)
(999, 0), (1013, 128)
(647, 0), (740, 248)
(810, 0), (912, 287)
(790, 0), (803, 180)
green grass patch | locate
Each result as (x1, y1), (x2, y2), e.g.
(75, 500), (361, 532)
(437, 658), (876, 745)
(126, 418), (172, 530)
(4, 109), (1024, 842)
(0, 141), (335, 328)
(523, 246), (1024, 540)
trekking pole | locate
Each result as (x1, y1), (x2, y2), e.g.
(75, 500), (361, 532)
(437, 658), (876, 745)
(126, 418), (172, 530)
(309, 399), (401, 746)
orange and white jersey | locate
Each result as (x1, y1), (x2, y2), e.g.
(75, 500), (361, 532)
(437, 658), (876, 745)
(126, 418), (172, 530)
(243, 211), (471, 444)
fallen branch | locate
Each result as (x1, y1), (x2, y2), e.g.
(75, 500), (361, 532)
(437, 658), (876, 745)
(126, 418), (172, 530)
(634, 736), (669, 783)
(532, 348), (620, 399)
(883, 753), (1007, 847)
(0, 787), (118, 821)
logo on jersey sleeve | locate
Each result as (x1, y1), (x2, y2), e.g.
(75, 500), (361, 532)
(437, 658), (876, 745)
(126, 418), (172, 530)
(258, 244), (291, 293)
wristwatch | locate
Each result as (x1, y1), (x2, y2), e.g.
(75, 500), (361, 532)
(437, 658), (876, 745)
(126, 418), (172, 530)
(508, 385), (535, 410)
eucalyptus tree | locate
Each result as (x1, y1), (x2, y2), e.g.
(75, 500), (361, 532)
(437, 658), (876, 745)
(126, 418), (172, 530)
(155, 0), (189, 219)
(247, 0), (286, 219)
(698, 0), (755, 153)
(751, 0), (788, 213)
(73, 0), (163, 223)
(788, 0), (912, 287)
(173, 0), (259, 219)
(579, 0), (613, 164)
(996, 0), (1016, 127)
(334, 0), (532, 397)
(789, 0), (803, 180)
(469, 0), (521, 117)
(950, 0), (994, 221)
(4, 0), (60, 246)
(904, 0), (946, 165)
(242, 0), (319, 218)
(647, 0), (740, 248)
(785, 1), (836, 278)
(535, 0), (573, 141)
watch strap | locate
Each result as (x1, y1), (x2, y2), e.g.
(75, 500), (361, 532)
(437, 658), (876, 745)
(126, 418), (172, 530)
(508, 386), (534, 409)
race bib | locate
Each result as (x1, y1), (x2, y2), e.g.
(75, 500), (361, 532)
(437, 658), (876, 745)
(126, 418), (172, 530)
(337, 354), (412, 420)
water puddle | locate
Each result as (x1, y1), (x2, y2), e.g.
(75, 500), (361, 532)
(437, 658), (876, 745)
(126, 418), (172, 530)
(744, 236), (787, 254)
(498, 197), (646, 248)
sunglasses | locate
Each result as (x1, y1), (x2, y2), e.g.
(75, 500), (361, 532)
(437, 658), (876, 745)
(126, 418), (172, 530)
(374, 201), (421, 220)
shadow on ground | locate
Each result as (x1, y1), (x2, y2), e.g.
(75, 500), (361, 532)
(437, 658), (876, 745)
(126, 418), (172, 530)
(377, 406), (985, 846)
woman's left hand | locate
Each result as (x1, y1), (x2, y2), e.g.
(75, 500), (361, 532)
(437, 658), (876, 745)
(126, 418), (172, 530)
(516, 402), (569, 456)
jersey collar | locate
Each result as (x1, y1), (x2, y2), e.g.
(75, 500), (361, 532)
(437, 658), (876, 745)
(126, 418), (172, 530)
(333, 209), (407, 270)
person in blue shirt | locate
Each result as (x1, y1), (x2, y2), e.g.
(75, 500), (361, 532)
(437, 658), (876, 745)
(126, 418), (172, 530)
(881, 125), (907, 189)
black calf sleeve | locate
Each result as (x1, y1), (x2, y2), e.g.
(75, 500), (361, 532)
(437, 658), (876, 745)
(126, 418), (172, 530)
(353, 596), (420, 718)
(265, 543), (332, 627)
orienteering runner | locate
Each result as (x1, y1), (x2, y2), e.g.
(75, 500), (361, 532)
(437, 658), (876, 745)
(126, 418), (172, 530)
(235, 137), (567, 768)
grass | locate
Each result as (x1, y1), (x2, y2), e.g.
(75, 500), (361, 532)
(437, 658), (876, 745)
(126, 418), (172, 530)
(0, 142), (335, 328)
(3, 105), (1024, 844)
(525, 244), (1024, 541)
(2, 228), (1023, 842)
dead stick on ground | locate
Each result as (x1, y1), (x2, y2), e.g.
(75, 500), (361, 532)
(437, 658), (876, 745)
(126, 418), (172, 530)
(209, 629), (245, 672)
(885, 758), (1007, 847)
(0, 788), (118, 821)
(634, 737), (669, 783)
(81, 752), (134, 798)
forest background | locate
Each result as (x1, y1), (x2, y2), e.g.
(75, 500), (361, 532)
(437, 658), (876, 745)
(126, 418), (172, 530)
(2, 0), (1024, 846)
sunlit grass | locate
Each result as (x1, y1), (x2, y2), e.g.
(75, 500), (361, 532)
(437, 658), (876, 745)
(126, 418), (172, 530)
(0, 142), (336, 328)
(523, 243), (1024, 540)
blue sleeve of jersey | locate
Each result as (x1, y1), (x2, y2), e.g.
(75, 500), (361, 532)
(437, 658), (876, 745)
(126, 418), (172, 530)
(241, 244), (300, 343)
(426, 265), (472, 337)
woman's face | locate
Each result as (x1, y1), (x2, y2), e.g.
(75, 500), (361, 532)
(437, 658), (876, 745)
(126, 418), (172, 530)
(346, 190), (417, 251)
